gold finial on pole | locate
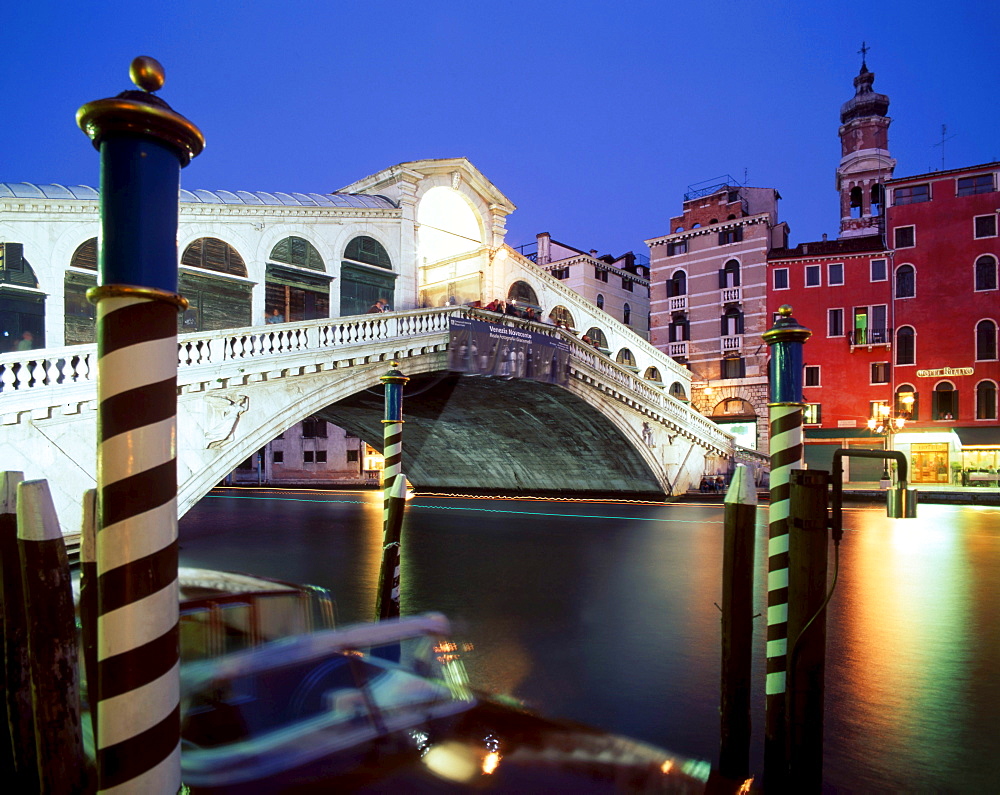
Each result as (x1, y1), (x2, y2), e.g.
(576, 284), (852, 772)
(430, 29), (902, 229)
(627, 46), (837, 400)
(129, 56), (165, 92)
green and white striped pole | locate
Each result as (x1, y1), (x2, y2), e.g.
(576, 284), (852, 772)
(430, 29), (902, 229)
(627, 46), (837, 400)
(375, 362), (409, 621)
(761, 304), (811, 790)
(78, 56), (204, 794)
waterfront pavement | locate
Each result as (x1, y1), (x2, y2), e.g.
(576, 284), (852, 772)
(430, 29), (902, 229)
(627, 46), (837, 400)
(686, 482), (1000, 506)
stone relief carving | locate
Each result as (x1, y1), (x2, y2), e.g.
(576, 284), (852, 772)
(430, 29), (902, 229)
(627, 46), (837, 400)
(205, 394), (249, 449)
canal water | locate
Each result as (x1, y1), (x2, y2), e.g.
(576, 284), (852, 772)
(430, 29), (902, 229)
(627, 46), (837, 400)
(178, 489), (1000, 791)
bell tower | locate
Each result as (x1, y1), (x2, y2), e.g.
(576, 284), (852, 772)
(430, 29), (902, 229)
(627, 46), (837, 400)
(836, 45), (896, 238)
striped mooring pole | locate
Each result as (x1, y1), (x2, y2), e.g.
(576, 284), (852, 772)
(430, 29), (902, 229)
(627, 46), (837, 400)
(761, 304), (811, 789)
(77, 56), (204, 793)
(375, 362), (409, 621)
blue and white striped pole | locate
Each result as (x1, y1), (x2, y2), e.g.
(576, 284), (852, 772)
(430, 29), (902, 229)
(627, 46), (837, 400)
(375, 362), (409, 621)
(762, 304), (811, 790)
(78, 56), (204, 794)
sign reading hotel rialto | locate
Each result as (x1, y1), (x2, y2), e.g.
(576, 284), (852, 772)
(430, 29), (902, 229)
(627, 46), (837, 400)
(915, 366), (974, 378)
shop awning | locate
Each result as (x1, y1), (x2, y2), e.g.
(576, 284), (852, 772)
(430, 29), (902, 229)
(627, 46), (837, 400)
(954, 427), (1000, 447)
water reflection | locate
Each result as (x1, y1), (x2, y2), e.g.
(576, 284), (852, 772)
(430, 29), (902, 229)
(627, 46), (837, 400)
(179, 491), (1000, 791)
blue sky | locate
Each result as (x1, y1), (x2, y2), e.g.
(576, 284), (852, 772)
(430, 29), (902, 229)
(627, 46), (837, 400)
(4, 1), (998, 257)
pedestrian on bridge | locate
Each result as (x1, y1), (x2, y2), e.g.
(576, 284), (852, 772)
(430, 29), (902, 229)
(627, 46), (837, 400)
(369, 298), (389, 313)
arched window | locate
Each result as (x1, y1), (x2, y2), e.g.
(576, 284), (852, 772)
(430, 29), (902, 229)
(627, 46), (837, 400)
(977, 319), (998, 360)
(596, 293), (604, 310)
(675, 226), (685, 233)
(895, 264), (915, 298)
(267, 236), (331, 322)
(710, 218), (719, 225)
(623, 303), (631, 326)
(669, 382), (688, 401)
(585, 327), (608, 349)
(66, 238), (98, 344)
(871, 184), (884, 216)
(644, 366), (662, 382)
(270, 236), (324, 271)
(721, 306), (744, 336)
(341, 236), (394, 317)
(933, 381), (957, 420)
(975, 255), (998, 291)
(667, 270), (687, 297)
(179, 238), (251, 332)
(550, 305), (575, 328)
(895, 384), (918, 421)
(507, 280), (539, 307)
(616, 348), (636, 368)
(850, 186), (863, 218)
(896, 326), (915, 365)
(719, 259), (740, 288)
(976, 381), (998, 420)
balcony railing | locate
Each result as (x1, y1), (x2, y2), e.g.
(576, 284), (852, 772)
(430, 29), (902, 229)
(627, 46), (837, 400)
(849, 327), (892, 346)
(668, 295), (687, 312)
(668, 341), (689, 358)
(720, 287), (742, 304)
(722, 335), (743, 353)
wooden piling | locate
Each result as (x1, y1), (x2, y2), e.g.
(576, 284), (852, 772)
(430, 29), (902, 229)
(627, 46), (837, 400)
(0, 471), (37, 791)
(79, 489), (98, 744)
(17, 479), (86, 793)
(786, 469), (830, 793)
(719, 464), (757, 783)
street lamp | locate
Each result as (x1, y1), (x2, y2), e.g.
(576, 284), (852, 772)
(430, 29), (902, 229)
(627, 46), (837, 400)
(867, 392), (914, 483)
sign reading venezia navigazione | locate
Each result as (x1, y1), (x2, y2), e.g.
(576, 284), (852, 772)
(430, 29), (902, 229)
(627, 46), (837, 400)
(448, 317), (570, 385)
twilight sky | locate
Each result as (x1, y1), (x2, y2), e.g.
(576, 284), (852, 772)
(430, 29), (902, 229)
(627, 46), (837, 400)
(4, 1), (998, 259)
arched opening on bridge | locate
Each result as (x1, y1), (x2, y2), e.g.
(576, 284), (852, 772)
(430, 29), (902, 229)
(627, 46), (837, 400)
(549, 305), (574, 329)
(1, 243), (45, 349)
(711, 397), (757, 449)
(615, 348), (637, 370)
(417, 186), (483, 308)
(267, 236), (331, 322)
(507, 281), (540, 314)
(644, 366), (662, 383)
(585, 327), (608, 351)
(180, 237), (253, 333)
(65, 237), (97, 345)
(340, 236), (395, 316)
(668, 381), (688, 402)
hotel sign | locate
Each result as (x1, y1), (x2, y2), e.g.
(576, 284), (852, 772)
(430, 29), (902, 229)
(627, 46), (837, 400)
(916, 367), (974, 378)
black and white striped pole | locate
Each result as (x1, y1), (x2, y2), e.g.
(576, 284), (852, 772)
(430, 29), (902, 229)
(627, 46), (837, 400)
(375, 362), (408, 621)
(761, 304), (811, 790)
(77, 56), (204, 793)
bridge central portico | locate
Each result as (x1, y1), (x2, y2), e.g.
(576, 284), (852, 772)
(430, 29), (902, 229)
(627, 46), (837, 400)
(0, 305), (735, 533)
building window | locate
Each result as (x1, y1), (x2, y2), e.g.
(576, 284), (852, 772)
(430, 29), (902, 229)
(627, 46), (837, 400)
(933, 381), (957, 420)
(975, 256), (998, 291)
(774, 268), (789, 290)
(595, 294), (604, 311)
(805, 265), (821, 287)
(828, 308), (844, 337)
(850, 186), (863, 218)
(347, 449), (359, 462)
(894, 226), (916, 248)
(551, 267), (569, 280)
(316, 450), (327, 464)
(957, 173), (994, 196)
(616, 348), (636, 368)
(896, 385), (918, 420)
(644, 366), (662, 383)
(896, 326), (915, 365)
(851, 304), (888, 344)
(804, 365), (820, 387)
(622, 277), (633, 292)
(803, 404), (821, 424)
(718, 227), (743, 246)
(721, 307), (744, 336)
(870, 259), (887, 282)
(871, 184), (884, 216)
(977, 319), (998, 360)
(894, 184), (930, 205)
(667, 270), (687, 297)
(871, 362), (891, 384)
(718, 259), (740, 288)
(828, 263), (844, 286)
(301, 417), (328, 438)
(623, 304), (631, 325)
(669, 316), (689, 342)
(667, 240), (688, 256)
(974, 215), (997, 239)
(272, 451), (284, 464)
(721, 357), (745, 379)
(669, 382), (687, 401)
(895, 264), (915, 298)
(303, 451), (314, 464)
(976, 381), (998, 420)
(594, 268), (609, 282)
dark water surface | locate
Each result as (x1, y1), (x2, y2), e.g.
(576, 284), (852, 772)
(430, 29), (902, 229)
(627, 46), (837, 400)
(179, 489), (1000, 792)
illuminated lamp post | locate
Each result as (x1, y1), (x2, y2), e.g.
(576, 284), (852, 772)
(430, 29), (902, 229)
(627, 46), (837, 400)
(867, 392), (913, 483)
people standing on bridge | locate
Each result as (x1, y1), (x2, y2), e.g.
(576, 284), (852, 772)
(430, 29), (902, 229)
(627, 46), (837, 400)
(265, 308), (284, 324)
(16, 331), (33, 351)
(369, 298), (389, 313)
